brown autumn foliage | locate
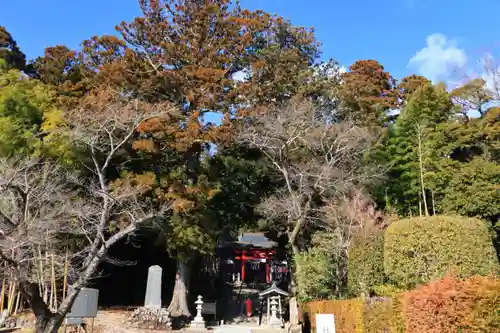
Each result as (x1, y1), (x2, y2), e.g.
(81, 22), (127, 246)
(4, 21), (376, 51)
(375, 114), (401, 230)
(30, 45), (89, 107)
(75, 0), (320, 152)
(403, 275), (500, 333)
(338, 59), (397, 126)
(397, 74), (431, 103)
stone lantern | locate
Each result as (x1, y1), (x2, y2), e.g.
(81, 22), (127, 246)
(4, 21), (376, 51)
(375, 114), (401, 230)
(258, 283), (289, 328)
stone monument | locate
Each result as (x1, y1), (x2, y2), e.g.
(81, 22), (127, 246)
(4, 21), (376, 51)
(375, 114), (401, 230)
(130, 265), (171, 329)
(145, 265), (162, 309)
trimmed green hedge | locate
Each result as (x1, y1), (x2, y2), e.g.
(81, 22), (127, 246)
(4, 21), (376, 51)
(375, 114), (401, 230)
(348, 230), (385, 296)
(384, 215), (498, 289)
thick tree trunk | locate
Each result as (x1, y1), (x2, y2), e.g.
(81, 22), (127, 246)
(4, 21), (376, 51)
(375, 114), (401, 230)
(167, 258), (192, 317)
(35, 315), (64, 333)
(33, 241), (113, 333)
(22, 283), (61, 333)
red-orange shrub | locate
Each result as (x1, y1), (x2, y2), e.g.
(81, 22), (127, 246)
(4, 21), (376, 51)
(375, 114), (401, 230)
(403, 275), (500, 333)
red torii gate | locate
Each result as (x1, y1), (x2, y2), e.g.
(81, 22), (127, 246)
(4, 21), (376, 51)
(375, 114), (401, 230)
(234, 248), (276, 283)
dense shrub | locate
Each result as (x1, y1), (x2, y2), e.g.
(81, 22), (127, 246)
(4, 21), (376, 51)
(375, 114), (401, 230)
(384, 215), (498, 288)
(306, 299), (364, 333)
(306, 298), (396, 333)
(403, 275), (500, 333)
(348, 230), (385, 296)
(390, 294), (405, 333)
(296, 247), (335, 303)
(305, 275), (500, 333)
(362, 297), (392, 333)
(371, 284), (404, 297)
(296, 232), (350, 302)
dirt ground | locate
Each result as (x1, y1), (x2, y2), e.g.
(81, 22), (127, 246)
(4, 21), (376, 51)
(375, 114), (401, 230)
(84, 310), (211, 333)
(9, 309), (284, 333)
(10, 310), (211, 333)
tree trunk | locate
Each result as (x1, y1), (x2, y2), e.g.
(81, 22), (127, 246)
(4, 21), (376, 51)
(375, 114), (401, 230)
(34, 244), (108, 333)
(35, 315), (64, 333)
(167, 258), (192, 318)
(431, 190), (436, 215)
(289, 242), (301, 296)
(416, 126), (429, 216)
(418, 198), (422, 217)
(24, 283), (61, 333)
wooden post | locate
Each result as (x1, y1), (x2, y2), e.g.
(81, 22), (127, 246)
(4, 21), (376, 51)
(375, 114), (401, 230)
(241, 251), (246, 283)
(265, 260), (270, 283)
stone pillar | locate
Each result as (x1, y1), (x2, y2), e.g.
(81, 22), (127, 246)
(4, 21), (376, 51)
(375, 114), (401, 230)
(266, 297), (270, 323)
(131, 265), (170, 329)
(289, 296), (299, 325)
(144, 265), (162, 309)
(191, 295), (205, 328)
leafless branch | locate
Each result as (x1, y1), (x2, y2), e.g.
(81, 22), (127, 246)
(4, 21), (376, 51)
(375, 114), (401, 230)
(240, 100), (382, 258)
(0, 92), (177, 329)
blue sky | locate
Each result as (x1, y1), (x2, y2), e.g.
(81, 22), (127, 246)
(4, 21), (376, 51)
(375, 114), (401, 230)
(2, 0), (500, 83)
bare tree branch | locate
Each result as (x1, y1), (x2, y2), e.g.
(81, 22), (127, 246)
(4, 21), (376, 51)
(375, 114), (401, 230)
(0, 91), (177, 332)
(239, 100), (382, 264)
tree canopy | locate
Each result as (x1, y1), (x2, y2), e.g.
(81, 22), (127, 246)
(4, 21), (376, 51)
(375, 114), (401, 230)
(1, 1), (499, 331)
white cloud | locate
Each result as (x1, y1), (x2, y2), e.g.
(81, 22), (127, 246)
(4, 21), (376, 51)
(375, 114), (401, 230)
(408, 33), (467, 83)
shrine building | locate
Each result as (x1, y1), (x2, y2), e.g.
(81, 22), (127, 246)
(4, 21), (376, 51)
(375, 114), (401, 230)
(216, 232), (288, 284)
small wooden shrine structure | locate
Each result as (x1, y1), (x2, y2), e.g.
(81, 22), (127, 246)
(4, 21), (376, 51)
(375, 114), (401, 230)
(216, 233), (286, 284)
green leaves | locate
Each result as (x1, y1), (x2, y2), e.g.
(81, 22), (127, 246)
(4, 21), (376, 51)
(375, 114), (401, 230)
(384, 215), (499, 289)
(439, 158), (500, 220)
(375, 83), (455, 215)
(0, 67), (73, 160)
(348, 230), (385, 297)
(295, 245), (336, 302)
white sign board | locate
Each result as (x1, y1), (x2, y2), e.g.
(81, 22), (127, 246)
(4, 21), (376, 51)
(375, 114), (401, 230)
(316, 313), (336, 333)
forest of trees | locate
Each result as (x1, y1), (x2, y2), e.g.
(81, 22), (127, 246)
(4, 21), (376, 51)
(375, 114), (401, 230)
(0, 1), (498, 333)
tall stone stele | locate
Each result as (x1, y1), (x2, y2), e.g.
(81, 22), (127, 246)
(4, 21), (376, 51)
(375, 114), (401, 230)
(130, 265), (171, 329)
(145, 265), (162, 309)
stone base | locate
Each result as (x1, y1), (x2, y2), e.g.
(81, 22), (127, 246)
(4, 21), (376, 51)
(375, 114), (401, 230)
(190, 317), (205, 328)
(287, 323), (302, 333)
(268, 318), (282, 329)
(130, 307), (171, 330)
(267, 318), (282, 328)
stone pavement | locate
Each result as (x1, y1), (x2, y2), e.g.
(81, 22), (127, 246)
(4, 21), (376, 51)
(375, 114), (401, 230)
(213, 327), (284, 333)
(213, 327), (253, 333)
